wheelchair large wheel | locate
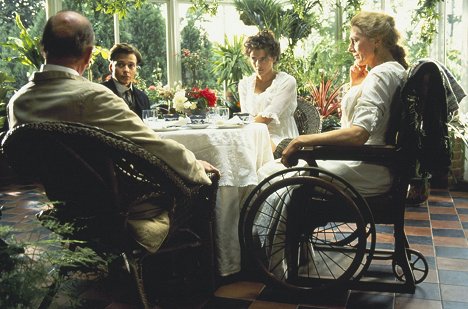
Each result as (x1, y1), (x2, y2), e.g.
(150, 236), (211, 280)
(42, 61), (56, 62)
(240, 167), (376, 281)
(243, 174), (368, 293)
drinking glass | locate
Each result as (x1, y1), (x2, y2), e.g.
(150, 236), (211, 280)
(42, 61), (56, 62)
(216, 106), (230, 121)
(142, 109), (158, 127)
(206, 107), (219, 124)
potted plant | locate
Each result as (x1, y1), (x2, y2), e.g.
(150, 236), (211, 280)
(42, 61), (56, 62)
(212, 34), (252, 113)
(303, 70), (343, 132)
(0, 218), (106, 308)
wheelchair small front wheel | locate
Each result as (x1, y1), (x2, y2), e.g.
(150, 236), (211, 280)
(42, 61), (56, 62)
(392, 248), (429, 284)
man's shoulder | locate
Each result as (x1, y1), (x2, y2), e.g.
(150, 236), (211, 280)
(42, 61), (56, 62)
(101, 79), (114, 88)
(132, 86), (149, 99)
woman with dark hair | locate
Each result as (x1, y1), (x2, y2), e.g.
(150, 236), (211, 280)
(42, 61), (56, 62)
(238, 30), (299, 152)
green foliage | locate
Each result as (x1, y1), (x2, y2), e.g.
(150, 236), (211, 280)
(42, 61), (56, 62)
(233, 0), (320, 50)
(1, 13), (43, 72)
(406, 0), (443, 60)
(92, 0), (148, 19)
(189, 0), (220, 16)
(0, 70), (16, 130)
(279, 38), (352, 96)
(120, 2), (167, 84)
(321, 114), (341, 132)
(212, 35), (253, 97)
(234, 0), (287, 39)
(180, 12), (217, 89)
(0, 0), (44, 28)
(448, 111), (468, 148)
(0, 220), (106, 308)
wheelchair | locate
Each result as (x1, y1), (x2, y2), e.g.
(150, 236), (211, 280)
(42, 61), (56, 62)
(239, 60), (453, 295)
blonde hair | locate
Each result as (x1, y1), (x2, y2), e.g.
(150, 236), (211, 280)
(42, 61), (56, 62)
(351, 11), (408, 69)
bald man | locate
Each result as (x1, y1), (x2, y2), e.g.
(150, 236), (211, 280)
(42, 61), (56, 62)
(7, 10), (218, 253)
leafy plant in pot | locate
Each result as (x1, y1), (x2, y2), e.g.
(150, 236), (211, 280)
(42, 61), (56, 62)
(0, 215), (106, 308)
(212, 34), (252, 114)
(304, 70), (344, 132)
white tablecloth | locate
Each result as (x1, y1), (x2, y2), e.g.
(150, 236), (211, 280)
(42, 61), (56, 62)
(158, 123), (274, 276)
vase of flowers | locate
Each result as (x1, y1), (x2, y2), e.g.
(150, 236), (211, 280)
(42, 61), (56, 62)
(172, 87), (217, 123)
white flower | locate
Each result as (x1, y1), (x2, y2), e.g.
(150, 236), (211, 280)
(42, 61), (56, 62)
(172, 90), (188, 112)
(183, 101), (193, 110)
(189, 101), (198, 110)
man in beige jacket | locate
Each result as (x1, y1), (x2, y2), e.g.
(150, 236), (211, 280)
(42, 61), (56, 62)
(8, 10), (219, 253)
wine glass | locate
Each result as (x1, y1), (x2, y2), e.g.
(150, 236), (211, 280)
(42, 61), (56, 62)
(142, 109), (158, 127)
(216, 107), (230, 121)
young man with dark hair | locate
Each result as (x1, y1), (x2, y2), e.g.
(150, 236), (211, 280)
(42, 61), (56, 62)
(101, 43), (150, 118)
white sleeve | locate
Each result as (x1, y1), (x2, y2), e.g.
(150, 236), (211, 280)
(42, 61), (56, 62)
(238, 76), (249, 113)
(259, 74), (297, 123)
(352, 69), (398, 134)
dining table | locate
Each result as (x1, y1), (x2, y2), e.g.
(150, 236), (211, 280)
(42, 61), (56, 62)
(156, 122), (274, 276)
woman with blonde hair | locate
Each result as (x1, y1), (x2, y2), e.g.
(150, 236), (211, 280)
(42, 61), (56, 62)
(279, 11), (408, 196)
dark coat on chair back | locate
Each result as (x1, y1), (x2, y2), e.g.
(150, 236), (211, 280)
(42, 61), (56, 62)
(101, 79), (150, 118)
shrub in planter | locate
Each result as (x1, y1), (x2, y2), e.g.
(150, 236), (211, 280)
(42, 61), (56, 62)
(0, 218), (106, 308)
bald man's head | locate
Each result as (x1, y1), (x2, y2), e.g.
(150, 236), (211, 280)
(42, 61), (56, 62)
(41, 10), (95, 60)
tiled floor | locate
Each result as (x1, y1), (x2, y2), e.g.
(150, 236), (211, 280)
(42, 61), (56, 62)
(1, 181), (468, 309)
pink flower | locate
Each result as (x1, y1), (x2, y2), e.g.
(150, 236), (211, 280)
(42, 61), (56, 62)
(182, 48), (191, 57)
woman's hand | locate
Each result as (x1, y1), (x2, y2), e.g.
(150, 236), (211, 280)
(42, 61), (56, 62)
(280, 138), (303, 167)
(349, 63), (368, 86)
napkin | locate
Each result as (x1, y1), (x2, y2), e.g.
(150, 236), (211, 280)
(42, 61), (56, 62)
(215, 116), (244, 126)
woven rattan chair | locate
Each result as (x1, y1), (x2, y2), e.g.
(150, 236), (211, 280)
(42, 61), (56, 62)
(273, 97), (321, 159)
(1, 121), (219, 308)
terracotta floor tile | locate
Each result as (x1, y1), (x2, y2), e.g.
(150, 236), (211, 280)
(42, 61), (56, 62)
(440, 284), (468, 302)
(437, 257), (468, 271)
(430, 220), (462, 229)
(451, 191), (468, 198)
(453, 200), (468, 208)
(428, 195), (453, 203)
(405, 226), (432, 236)
(423, 269), (439, 284)
(410, 244), (435, 257)
(405, 212), (430, 220)
(433, 236), (468, 247)
(429, 206), (457, 214)
(394, 297), (442, 309)
(376, 233), (395, 243)
(249, 300), (298, 309)
(214, 281), (264, 301)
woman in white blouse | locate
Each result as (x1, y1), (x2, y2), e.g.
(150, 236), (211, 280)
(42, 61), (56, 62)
(238, 30), (299, 152)
(280, 11), (409, 196)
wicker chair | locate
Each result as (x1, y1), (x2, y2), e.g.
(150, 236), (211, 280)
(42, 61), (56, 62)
(1, 121), (219, 308)
(273, 97), (321, 159)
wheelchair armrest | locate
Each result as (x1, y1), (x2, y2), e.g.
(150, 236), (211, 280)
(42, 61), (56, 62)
(289, 144), (400, 166)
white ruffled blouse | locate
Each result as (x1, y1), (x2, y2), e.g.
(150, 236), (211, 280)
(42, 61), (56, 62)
(238, 72), (299, 145)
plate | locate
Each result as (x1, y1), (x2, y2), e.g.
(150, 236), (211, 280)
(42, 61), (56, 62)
(152, 126), (180, 132)
(186, 123), (210, 129)
(216, 123), (244, 129)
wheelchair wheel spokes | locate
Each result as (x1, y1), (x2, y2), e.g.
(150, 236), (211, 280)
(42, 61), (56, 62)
(243, 176), (368, 293)
(392, 248), (429, 284)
